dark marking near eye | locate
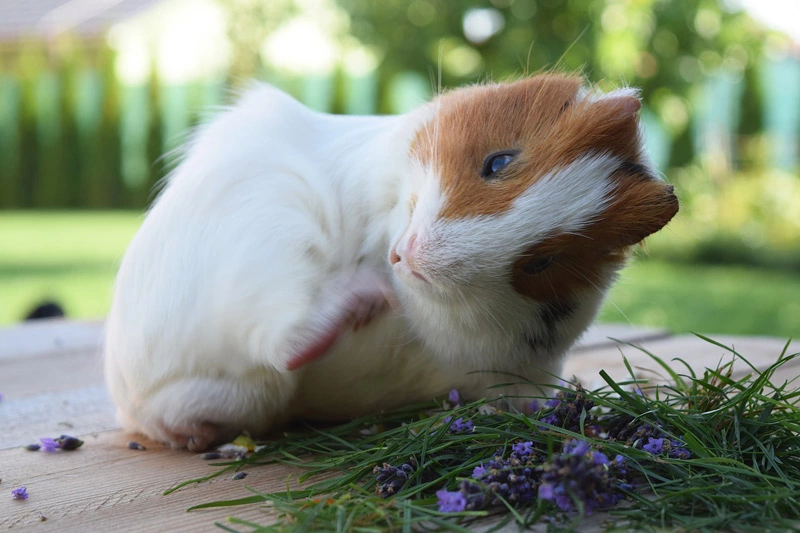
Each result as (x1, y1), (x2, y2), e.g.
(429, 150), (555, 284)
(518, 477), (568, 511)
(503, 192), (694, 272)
(480, 150), (519, 179)
(522, 256), (554, 275)
(523, 300), (575, 353)
(540, 300), (575, 332)
(617, 162), (655, 181)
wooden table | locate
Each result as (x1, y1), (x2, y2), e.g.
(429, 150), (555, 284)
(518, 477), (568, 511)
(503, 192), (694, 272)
(1, 319), (796, 531)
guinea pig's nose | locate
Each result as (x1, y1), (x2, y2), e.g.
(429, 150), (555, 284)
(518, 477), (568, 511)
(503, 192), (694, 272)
(390, 245), (401, 265)
(390, 233), (419, 265)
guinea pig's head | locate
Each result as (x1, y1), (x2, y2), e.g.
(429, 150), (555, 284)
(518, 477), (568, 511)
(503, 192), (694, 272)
(389, 74), (678, 356)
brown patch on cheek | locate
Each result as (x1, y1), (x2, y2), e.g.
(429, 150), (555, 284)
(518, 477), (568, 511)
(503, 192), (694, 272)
(410, 75), (646, 220)
(511, 233), (626, 304)
(512, 170), (679, 303)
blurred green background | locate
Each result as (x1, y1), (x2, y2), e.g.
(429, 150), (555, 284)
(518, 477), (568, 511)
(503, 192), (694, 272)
(0, 0), (798, 337)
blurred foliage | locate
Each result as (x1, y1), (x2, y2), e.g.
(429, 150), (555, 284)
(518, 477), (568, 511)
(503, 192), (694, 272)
(0, 0), (798, 273)
(220, 0), (297, 81)
(336, 0), (769, 158)
(646, 164), (800, 270)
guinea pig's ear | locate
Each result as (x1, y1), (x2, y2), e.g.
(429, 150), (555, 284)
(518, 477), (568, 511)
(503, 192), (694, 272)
(598, 163), (679, 249)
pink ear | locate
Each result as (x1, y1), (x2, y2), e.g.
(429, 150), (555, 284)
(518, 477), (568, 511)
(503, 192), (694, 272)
(606, 91), (642, 118)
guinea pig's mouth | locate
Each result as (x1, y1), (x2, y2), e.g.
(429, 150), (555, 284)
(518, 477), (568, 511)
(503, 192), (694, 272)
(389, 241), (431, 284)
(392, 260), (430, 284)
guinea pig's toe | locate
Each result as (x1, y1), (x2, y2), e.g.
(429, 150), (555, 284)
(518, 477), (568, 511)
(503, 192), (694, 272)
(186, 423), (219, 452)
(161, 422), (219, 452)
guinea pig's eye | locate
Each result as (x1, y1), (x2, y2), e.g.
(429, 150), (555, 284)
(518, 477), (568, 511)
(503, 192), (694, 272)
(522, 256), (554, 275)
(480, 150), (519, 179)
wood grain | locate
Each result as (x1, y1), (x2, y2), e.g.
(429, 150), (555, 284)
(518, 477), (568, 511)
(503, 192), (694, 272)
(564, 334), (798, 390)
(0, 431), (297, 532)
(0, 386), (116, 451)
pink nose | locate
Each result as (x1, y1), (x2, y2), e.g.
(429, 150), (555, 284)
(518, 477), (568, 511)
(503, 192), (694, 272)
(390, 233), (418, 265)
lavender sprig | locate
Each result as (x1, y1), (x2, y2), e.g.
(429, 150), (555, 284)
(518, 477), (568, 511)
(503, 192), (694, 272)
(538, 439), (629, 515)
(374, 458), (417, 498)
(540, 386), (596, 432)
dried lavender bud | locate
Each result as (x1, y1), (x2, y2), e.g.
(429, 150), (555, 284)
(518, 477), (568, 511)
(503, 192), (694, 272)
(450, 442), (544, 512)
(448, 389), (462, 406)
(24, 444), (41, 451)
(373, 457), (417, 498)
(445, 416), (474, 434)
(128, 441), (146, 451)
(605, 420), (691, 460)
(231, 472), (248, 480)
(538, 439), (629, 515)
(436, 489), (467, 512)
(201, 452), (222, 460)
(56, 436), (84, 451)
(539, 386), (595, 432)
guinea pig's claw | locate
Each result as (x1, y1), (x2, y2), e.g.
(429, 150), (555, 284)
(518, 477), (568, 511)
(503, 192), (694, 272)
(162, 422), (219, 452)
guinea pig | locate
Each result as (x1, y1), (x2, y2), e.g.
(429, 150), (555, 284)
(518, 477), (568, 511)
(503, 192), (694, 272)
(104, 73), (678, 451)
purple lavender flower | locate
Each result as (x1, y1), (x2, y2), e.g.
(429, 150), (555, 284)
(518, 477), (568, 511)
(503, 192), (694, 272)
(643, 437), (664, 455)
(448, 389), (462, 406)
(446, 417), (474, 434)
(11, 486), (28, 500)
(614, 455), (629, 475)
(466, 448), (539, 508)
(0, 392), (4, 402)
(538, 387), (596, 431)
(538, 440), (628, 514)
(512, 441), (534, 457)
(373, 458), (416, 498)
(527, 400), (541, 412)
(565, 440), (590, 456)
(592, 451), (609, 466)
(436, 489), (467, 512)
(669, 443), (691, 460)
(39, 437), (58, 453)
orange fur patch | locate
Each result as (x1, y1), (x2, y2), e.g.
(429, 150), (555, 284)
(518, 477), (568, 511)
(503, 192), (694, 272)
(409, 74), (644, 219)
(511, 167), (679, 302)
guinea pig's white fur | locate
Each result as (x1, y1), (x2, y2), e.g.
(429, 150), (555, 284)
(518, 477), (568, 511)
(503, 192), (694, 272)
(104, 76), (677, 449)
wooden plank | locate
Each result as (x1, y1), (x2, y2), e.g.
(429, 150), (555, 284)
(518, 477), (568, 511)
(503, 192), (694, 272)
(0, 386), (116, 451)
(0, 319), (103, 361)
(0, 430), (298, 531)
(0, 348), (103, 399)
(564, 334), (798, 390)
(574, 323), (670, 351)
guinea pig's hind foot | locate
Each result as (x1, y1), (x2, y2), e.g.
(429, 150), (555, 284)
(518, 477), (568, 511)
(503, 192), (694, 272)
(284, 267), (396, 370)
(160, 422), (221, 452)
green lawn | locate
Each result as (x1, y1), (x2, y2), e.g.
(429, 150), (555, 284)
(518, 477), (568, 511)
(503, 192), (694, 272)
(1, 211), (797, 339)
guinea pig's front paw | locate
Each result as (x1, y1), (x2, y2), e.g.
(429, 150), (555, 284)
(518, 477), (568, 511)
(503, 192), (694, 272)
(160, 422), (220, 452)
(284, 267), (396, 370)
(344, 269), (396, 332)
